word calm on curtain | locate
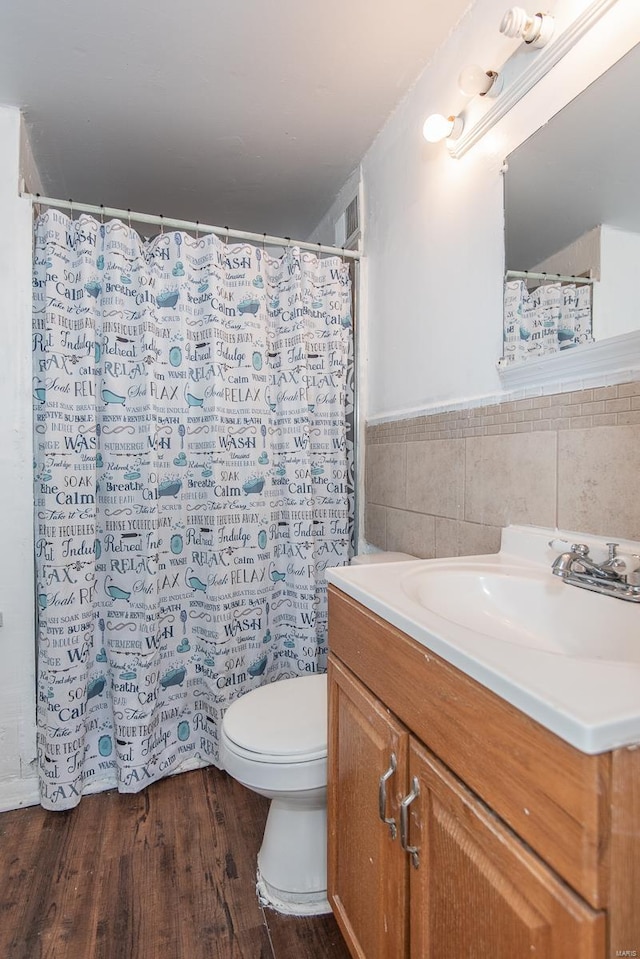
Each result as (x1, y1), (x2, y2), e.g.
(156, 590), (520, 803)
(33, 211), (353, 810)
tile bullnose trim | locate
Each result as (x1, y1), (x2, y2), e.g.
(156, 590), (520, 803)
(366, 381), (640, 442)
(367, 394), (514, 426)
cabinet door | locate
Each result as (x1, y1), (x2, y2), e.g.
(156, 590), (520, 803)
(328, 657), (409, 959)
(406, 741), (606, 959)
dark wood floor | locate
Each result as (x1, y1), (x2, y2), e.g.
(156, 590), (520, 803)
(0, 767), (351, 959)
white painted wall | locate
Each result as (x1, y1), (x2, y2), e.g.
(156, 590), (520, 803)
(323, 0), (640, 422)
(597, 225), (640, 339)
(532, 226), (602, 282)
(0, 105), (39, 810)
(533, 223), (640, 341)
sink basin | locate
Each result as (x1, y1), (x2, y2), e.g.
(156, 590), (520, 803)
(401, 561), (640, 663)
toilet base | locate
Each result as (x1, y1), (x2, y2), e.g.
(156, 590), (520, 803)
(256, 871), (331, 916)
(255, 790), (331, 916)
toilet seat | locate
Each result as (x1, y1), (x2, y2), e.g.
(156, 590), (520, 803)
(222, 673), (327, 764)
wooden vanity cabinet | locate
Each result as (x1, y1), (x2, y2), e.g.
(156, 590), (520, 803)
(328, 657), (408, 959)
(328, 586), (640, 959)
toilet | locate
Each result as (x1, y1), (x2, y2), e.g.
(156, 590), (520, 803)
(219, 550), (416, 915)
(220, 673), (328, 914)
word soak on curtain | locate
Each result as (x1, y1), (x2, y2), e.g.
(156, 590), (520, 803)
(33, 210), (353, 810)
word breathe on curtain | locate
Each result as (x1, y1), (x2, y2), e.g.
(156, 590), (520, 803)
(33, 210), (353, 810)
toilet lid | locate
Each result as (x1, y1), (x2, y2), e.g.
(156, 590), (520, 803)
(222, 674), (327, 760)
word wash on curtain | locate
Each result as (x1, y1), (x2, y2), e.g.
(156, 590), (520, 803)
(33, 210), (354, 810)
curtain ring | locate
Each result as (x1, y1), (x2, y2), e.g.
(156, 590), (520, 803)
(100, 204), (105, 225)
(68, 198), (73, 221)
(195, 220), (200, 240)
(317, 241), (322, 261)
(224, 225), (229, 245)
(160, 215), (164, 236)
(263, 232), (267, 253)
(127, 208), (132, 230)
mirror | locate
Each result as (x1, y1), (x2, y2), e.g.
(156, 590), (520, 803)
(504, 41), (640, 346)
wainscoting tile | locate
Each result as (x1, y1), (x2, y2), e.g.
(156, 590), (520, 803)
(364, 504), (386, 550)
(557, 425), (640, 539)
(465, 433), (557, 528)
(435, 518), (502, 558)
(619, 382), (640, 397)
(365, 379), (640, 552)
(365, 443), (407, 508)
(385, 509), (435, 558)
(434, 517), (459, 557)
(405, 440), (465, 519)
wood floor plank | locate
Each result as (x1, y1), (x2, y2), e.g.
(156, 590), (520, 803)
(200, 768), (273, 959)
(265, 910), (353, 959)
(2, 803), (78, 959)
(45, 792), (113, 959)
(0, 767), (349, 959)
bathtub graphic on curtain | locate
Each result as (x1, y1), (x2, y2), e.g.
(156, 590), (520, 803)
(32, 209), (354, 810)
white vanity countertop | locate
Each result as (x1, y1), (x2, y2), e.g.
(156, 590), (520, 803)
(326, 525), (640, 755)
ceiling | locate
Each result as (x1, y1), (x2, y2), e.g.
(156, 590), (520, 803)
(0, 0), (471, 240)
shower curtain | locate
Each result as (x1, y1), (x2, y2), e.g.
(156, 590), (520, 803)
(33, 210), (353, 810)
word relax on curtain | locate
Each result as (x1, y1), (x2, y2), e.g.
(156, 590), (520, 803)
(33, 210), (354, 809)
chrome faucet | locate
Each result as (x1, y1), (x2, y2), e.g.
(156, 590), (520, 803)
(552, 542), (624, 580)
(550, 541), (640, 602)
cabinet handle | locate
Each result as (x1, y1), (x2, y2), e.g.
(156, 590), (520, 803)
(400, 776), (420, 869)
(378, 753), (397, 840)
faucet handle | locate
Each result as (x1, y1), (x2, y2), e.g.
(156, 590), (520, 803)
(626, 557), (640, 586)
(603, 542), (627, 572)
(617, 551), (640, 585)
(571, 543), (590, 557)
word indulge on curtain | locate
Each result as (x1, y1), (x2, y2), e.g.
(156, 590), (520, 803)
(33, 211), (353, 809)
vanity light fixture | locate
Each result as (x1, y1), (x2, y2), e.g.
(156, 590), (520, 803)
(458, 64), (504, 98)
(422, 113), (464, 144)
(500, 6), (555, 47)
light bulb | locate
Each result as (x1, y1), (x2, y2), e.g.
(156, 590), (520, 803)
(458, 64), (494, 97)
(458, 66), (503, 98)
(500, 7), (554, 47)
(422, 114), (464, 144)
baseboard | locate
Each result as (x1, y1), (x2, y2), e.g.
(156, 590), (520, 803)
(0, 776), (40, 813)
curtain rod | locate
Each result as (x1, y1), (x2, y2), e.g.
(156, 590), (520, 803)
(505, 269), (595, 285)
(22, 193), (362, 261)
